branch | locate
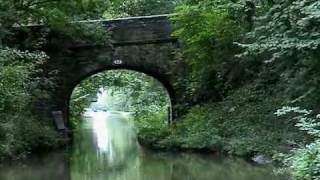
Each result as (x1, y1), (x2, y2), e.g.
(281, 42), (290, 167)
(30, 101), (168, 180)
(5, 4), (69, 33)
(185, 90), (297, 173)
(291, 88), (315, 104)
(26, 0), (60, 8)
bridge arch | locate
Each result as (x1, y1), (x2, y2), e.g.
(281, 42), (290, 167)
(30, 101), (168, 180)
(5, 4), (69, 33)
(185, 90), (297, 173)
(67, 66), (176, 105)
(32, 15), (187, 130)
(65, 67), (175, 126)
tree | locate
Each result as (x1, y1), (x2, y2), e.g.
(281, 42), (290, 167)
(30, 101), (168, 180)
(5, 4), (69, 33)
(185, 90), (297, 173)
(236, 0), (320, 103)
(171, 1), (245, 103)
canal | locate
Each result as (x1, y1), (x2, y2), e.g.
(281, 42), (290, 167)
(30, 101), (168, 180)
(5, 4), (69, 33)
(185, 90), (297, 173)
(0, 111), (284, 180)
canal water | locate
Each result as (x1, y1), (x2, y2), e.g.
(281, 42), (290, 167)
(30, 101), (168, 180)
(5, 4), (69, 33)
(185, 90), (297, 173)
(0, 112), (284, 180)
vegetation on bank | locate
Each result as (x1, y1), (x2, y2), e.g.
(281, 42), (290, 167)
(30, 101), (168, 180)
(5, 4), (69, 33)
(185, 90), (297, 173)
(0, 48), (59, 161)
(135, 0), (320, 179)
(137, 82), (302, 155)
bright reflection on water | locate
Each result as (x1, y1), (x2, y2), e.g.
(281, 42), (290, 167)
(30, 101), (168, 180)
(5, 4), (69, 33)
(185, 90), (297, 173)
(70, 111), (139, 180)
(0, 112), (285, 180)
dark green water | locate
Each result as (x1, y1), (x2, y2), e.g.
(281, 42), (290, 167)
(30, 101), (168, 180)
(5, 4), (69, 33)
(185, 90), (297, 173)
(0, 112), (284, 180)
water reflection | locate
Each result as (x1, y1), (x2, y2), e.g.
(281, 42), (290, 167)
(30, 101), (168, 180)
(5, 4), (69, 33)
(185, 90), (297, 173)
(0, 112), (285, 180)
(70, 111), (139, 180)
(0, 151), (69, 180)
(91, 112), (110, 152)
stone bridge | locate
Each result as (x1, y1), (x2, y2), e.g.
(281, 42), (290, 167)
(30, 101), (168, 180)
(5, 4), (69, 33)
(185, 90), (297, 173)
(32, 14), (188, 130)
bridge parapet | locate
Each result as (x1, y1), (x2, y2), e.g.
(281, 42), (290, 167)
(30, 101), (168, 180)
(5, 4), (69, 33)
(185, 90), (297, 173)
(65, 14), (177, 48)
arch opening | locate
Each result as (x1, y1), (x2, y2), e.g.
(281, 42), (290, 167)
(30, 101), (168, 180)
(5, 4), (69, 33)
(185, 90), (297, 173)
(67, 69), (173, 130)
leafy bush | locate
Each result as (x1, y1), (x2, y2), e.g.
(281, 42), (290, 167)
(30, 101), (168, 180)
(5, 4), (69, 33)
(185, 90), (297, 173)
(171, 1), (247, 103)
(134, 110), (170, 147)
(286, 142), (320, 180)
(160, 105), (222, 150)
(0, 47), (59, 160)
(237, 0), (320, 103)
(0, 114), (58, 160)
(275, 107), (320, 179)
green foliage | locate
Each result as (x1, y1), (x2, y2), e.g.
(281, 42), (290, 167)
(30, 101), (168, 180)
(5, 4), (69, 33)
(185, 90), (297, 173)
(275, 107), (320, 179)
(0, 48), (46, 112)
(140, 82), (307, 156)
(0, 114), (59, 160)
(134, 110), (170, 147)
(164, 106), (222, 150)
(237, 0), (320, 103)
(286, 142), (320, 180)
(47, 22), (111, 48)
(103, 0), (178, 18)
(0, 0), (109, 24)
(0, 47), (58, 160)
(172, 1), (245, 102)
(0, 0), (111, 50)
